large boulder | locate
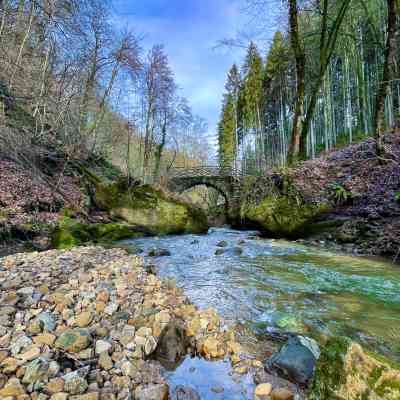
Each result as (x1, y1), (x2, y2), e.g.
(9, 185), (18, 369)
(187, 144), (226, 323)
(266, 336), (320, 385)
(308, 337), (400, 399)
(242, 195), (329, 239)
(52, 216), (142, 249)
(93, 178), (209, 235)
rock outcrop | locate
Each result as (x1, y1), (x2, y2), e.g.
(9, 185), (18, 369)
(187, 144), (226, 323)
(91, 178), (209, 236)
(308, 336), (400, 399)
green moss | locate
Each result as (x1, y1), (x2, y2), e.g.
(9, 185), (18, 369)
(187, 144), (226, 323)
(52, 216), (143, 249)
(375, 377), (400, 397)
(308, 338), (400, 400)
(308, 336), (351, 400)
(242, 195), (330, 238)
(90, 177), (209, 236)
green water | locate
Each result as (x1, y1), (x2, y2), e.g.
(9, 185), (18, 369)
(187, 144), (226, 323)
(119, 228), (400, 360)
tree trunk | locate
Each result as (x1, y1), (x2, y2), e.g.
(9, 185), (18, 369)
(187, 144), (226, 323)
(374, 0), (398, 155)
(153, 115), (167, 181)
(80, 36), (100, 134)
(299, 0), (351, 159)
(143, 102), (154, 181)
(287, 0), (306, 165)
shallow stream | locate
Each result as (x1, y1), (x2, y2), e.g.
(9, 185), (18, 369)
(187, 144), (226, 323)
(118, 227), (400, 398)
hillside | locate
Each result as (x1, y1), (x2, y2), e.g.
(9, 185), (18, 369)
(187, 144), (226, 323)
(241, 132), (400, 260)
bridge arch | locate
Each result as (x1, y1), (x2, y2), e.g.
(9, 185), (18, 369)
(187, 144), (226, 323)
(171, 178), (230, 209)
(165, 165), (242, 216)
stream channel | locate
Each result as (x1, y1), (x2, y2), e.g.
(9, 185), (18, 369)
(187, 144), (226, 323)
(117, 227), (400, 399)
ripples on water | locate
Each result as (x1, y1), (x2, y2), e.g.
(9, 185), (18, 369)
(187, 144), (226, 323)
(118, 227), (400, 359)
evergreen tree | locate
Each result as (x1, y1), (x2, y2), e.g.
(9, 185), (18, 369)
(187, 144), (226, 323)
(240, 42), (264, 171)
(218, 64), (241, 168)
(218, 94), (236, 167)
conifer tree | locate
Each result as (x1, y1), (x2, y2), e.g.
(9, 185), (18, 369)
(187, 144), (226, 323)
(218, 65), (241, 168)
(218, 94), (236, 167)
(240, 42), (264, 171)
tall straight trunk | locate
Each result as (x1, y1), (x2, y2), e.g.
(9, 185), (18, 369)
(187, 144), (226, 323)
(126, 125), (132, 182)
(153, 115), (167, 181)
(143, 103), (154, 180)
(287, 0), (306, 165)
(90, 62), (120, 153)
(0, 0), (9, 41)
(80, 36), (101, 134)
(9, 1), (34, 89)
(374, 0), (397, 155)
(299, 0), (351, 159)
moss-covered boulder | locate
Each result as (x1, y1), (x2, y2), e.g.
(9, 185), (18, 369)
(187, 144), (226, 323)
(52, 216), (143, 249)
(92, 179), (208, 236)
(241, 195), (329, 238)
(308, 337), (400, 400)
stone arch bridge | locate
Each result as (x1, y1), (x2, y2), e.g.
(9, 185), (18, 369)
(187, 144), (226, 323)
(166, 166), (242, 211)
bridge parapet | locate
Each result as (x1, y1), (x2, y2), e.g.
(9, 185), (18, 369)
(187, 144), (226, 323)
(169, 165), (242, 179)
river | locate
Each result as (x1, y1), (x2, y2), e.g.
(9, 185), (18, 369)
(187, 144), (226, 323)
(117, 227), (400, 398)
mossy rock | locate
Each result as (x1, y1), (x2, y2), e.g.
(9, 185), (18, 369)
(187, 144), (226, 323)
(241, 195), (330, 238)
(308, 337), (400, 400)
(52, 216), (143, 249)
(92, 179), (209, 236)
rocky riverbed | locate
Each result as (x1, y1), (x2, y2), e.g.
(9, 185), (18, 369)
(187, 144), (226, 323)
(0, 246), (303, 400)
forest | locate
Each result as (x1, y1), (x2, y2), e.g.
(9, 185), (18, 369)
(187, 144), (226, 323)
(218, 0), (399, 172)
(0, 0), (210, 185)
(1, 1), (400, 400)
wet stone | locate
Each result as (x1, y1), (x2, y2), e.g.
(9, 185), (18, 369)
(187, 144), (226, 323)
(172, 385), (200, 400)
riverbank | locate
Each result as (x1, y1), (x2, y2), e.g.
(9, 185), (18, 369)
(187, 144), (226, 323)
(0, 157), (209, 254)
(2, 132), (400, 263)
(240, 133), (400, 261)
(0, 245), (303, 399)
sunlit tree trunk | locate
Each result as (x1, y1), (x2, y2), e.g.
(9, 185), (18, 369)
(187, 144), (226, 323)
(374, 0), (398, 155)
(287, 0), (306, 164)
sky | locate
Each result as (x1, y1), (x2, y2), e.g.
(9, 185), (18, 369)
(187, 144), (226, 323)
(111, 0), (250, 149)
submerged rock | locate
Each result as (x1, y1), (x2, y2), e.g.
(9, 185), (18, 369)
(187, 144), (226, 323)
(172, 385), (201, 400)
(215, 247), (243, 256)
(148, 248), (171, 257)
(270, 312), (306, 334)
(266, 336), (319, 385)
(308, 336), (400, 399)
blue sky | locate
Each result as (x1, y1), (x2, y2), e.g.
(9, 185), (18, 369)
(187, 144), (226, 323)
(112, 0), (249, 145)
